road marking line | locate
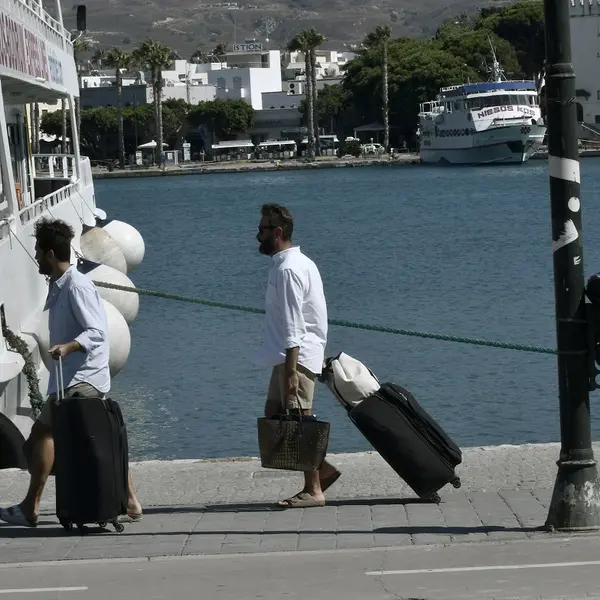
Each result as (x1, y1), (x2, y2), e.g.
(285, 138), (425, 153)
(0, 587), (88, 594)
(366, 560), (600, 576)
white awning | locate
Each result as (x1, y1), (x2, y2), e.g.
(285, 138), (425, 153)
(211, 141), (255, 149)
(258, 140), (296, 147)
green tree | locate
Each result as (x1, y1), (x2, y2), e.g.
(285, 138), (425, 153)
(300, 84), (353, 137)
(104, 48), (136, 168)
(42, 107), (120, 160)
(475, 0), (545, 77)
(363, 25), (392, 151)
(133, 39), (173, 163)
(163, 99), (191, 149)
(344, 37), (479, 141)
(439, 30), (521, 79)
(187, 99), (254, 140)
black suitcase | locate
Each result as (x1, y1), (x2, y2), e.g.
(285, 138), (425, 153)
(348, 382), (462, 502)
(53, 395), (129, 533)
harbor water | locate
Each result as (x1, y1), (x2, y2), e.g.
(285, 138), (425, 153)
(95, 160), (600, 461)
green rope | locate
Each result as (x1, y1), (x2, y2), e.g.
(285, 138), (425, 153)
(94, 281), (557, 356)
(1, 324), (45, 417)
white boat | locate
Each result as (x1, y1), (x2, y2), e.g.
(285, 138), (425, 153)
(0, 0), (145, 468)
(417, 49), (546, 165)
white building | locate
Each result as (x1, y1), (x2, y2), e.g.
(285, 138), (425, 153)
(78, 49), (283, 110)
(283, 50), (355, 82)
(198, 49), (282, 110)
(570, 0), (600, 126)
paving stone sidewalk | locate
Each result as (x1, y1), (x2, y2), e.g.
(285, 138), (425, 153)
(0, 442), (593, 564)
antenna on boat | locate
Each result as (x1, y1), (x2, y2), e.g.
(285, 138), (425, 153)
(486, 36), (505, 83)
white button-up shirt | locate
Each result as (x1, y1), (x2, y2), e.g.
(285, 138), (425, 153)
(258, 246), (328, 375)
(45, 266), (110, 396)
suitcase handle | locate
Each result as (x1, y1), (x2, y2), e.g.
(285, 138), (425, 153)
(54, 356), (65, 401)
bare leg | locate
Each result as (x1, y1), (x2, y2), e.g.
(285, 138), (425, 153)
(19, 421), (54, 522)
(126, 471), (142, 516)
(278, 410), (341, 507)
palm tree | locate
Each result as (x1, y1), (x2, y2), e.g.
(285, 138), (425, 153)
(72, 35), (93, 136)
(307, 29), (325, 156)
(364, 25), (391, 152)
(133, 40), (173, 165)
(104, 48), (135, 169)
(288, 29), (324, 159)
(92, 48), (106, 70)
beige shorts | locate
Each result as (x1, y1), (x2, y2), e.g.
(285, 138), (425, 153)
(38, 382), (104, 427)
(264, 363), (316, 417)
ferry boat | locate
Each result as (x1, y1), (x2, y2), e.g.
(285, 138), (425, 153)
(417, 50), (546, 165)
(0, 0), (145, 468)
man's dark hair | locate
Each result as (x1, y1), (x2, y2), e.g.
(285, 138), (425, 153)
(34, 218), (74, 262)
(261, 203), (294, 241)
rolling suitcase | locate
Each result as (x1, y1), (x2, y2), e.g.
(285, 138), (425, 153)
(52, 359), (129, 533)
(349, 382), (462, 502)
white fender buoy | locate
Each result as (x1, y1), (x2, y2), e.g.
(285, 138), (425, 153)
(103, 299), (131, 377)
(80, 226), (127, 274)
(98, 219), (145, 272)
(34, 300), (131, 378)
(77, 258), (139, 324)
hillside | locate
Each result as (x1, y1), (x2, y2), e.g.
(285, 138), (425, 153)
(62, 0), (515, 57)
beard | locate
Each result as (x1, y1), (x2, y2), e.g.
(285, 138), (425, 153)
(38, 260), (52, 276)
(258, 237), (275, 256)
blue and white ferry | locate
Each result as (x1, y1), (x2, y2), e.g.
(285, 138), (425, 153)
(417, 54), (546, 165)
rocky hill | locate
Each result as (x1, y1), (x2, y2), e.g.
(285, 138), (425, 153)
(62, 0), (515, 58)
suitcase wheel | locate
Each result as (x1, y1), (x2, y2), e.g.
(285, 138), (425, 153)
(60, 520), (73, 532)
(98, 522), (107, 528)
(77, 524), (89, 535)
(451, 477), (461, 489)
(427, 493), (441, 504)
(113, 522), (124, 533)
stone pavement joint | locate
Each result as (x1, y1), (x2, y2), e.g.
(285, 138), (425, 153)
(0, 442), (597, 564)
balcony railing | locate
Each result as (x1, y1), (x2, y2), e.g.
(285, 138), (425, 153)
(19, 181), (77, 225)
(32, 154), (76, 180)
(1, 0), (72, 54)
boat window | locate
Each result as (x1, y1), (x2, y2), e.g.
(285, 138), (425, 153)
(469, 98), (482, 110)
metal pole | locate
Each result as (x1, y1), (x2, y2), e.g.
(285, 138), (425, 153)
(544, 0), (600, 531)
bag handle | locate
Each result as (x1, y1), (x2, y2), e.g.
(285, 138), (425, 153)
(54, 356), (65, 401)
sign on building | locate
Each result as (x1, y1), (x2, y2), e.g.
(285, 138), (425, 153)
(232, 42), (263, 53)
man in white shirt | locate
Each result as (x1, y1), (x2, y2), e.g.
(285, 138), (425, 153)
(0, 218), (142, 527)
(257, 203), (341, 508)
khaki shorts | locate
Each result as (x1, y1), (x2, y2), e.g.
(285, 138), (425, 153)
(38, 382), (104, 427)
(264, 363), (317, 417)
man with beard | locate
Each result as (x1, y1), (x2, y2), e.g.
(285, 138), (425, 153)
(256, 204), (341, 508)
(0, 218), (142, 527)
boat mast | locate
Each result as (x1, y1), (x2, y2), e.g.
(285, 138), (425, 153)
(488, 37), (505, 83)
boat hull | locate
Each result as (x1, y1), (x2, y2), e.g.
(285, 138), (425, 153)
(420, 124), (546, 165)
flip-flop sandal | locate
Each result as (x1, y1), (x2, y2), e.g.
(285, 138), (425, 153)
(276, 493), (326, 509)
(0, 505), (38, 528)
(320, 470), (341, 492)
(119, 513), (143, 523)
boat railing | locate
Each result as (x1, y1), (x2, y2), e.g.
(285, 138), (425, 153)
(1, 0), (72, 53)
(18, 182), (77, 225)
(32, 154), (77, 180)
